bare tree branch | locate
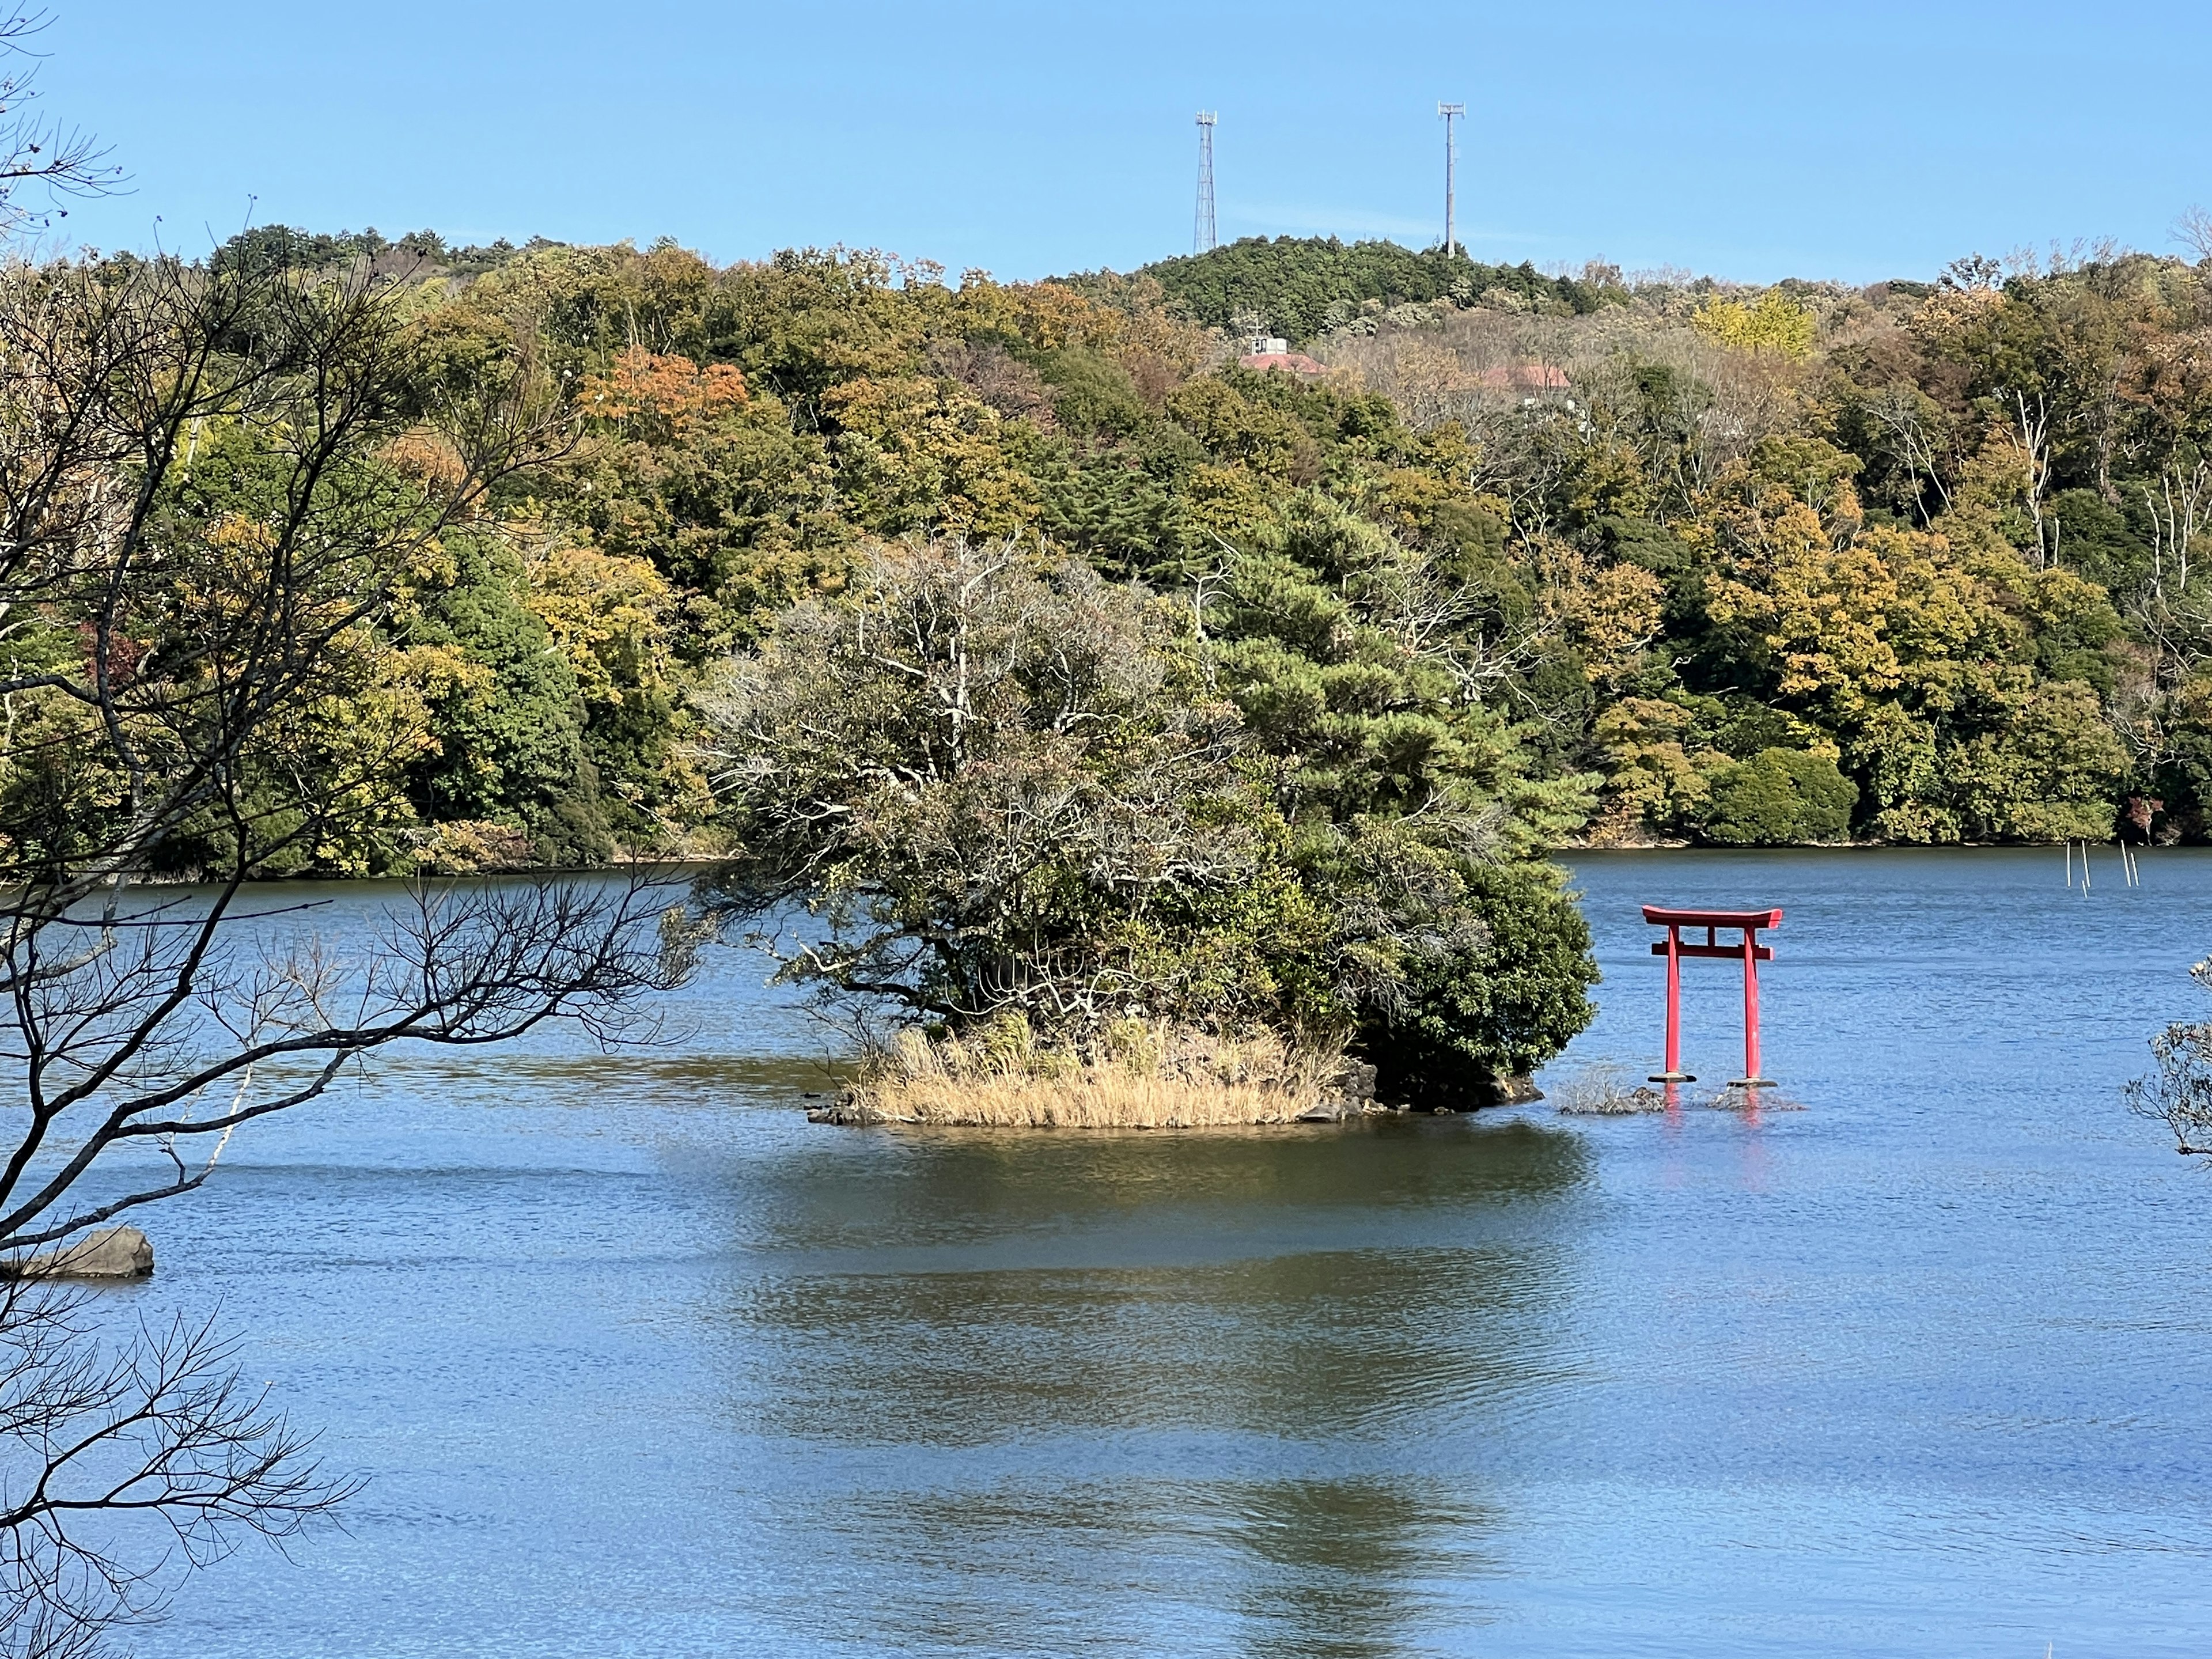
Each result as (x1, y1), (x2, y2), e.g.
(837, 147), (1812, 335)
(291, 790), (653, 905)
(0, 219), (690, 1648)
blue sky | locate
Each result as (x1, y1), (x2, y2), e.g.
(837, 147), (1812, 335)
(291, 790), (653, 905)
(41, 1), (2212, 283)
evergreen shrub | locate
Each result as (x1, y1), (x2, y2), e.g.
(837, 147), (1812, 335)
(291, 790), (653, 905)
(1699, 748), (1857, 845)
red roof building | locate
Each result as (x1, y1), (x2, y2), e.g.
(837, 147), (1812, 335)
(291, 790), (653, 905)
(1238, 350), (1329, 376)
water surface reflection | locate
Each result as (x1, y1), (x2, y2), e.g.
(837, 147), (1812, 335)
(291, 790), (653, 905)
(705, 1120), (1579, 1656)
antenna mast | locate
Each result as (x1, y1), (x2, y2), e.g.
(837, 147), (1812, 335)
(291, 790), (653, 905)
(1194, 111), (1218, 254)
(1437, 102), (1464, 257)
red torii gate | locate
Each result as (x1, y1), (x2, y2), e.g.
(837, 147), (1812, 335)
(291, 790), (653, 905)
(1642, 906), (1781, 1089)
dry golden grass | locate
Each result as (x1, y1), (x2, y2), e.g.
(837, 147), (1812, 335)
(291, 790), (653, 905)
(1551, 1064), (1668, 1115)
(826, 1017), (1348, 1128)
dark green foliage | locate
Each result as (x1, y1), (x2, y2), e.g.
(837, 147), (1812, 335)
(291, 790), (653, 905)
(703, 536), (1599, 1090)
(1196, 493), (1599, 1084)
(1041, 458), (1180, 582)
(1699, 749), (1857, 846)
(211, 225), (380, 275)
(2152, 736), (2212, 840)
(211, 224), (531, 279)
(1214, 494), (1520, 821)
(1032, 345), (1153, 441)
(1708, 697), (1816, 761)
(1367, 862), (1599, 1096)
(397, 539), (610, 863)
(532, 763), (620, 868)
(2046, 488), (2149, 599)
(1139, 236), (1615, 343)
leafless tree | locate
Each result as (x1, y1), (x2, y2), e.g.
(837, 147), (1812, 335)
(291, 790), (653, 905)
(2176, 206), (2212, 266)
(0, 243), (694, 1651)
(2143, 458), (2212, 602)
(0, 8), (120, 237)
(2128, 956), (2212, 1156)
(694, 539), (1258, 1032)
(1862, 384), (1954, 523)
(2012, 390), (2056, 566)
(0, 1280), (351, 1657)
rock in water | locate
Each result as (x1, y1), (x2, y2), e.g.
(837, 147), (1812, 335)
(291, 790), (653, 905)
(1469, 1073), (1543, 1107)
(1298, 1059), (1381, 1122)
(1332, 1059), (1380, 1105)
(6, 1227), (154, 1281)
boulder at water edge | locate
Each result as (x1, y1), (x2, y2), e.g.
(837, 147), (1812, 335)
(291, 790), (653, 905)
(5, 1227), (154, 1281)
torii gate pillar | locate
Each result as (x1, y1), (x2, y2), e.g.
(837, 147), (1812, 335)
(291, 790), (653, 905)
(1641, 906), (1782, 1088)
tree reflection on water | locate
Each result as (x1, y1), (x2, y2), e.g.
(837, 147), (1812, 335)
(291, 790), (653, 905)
(703, 1118), (1585, 1656)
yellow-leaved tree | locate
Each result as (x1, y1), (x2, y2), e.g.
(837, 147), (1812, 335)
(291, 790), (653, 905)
(1694, 289), (1817, 359)
(1689, 436), (2126, 840)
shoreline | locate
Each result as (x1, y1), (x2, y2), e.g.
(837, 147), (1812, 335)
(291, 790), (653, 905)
(123, 842), (2192, 890)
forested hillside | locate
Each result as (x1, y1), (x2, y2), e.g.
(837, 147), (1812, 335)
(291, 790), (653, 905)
(108, 228), (2212, 874)
(1126, 235), (1612, 342)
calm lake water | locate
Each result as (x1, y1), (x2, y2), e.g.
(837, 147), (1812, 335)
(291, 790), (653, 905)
(115, 849), (2212, 1658)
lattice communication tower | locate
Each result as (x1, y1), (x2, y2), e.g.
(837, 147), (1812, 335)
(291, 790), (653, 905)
(1438, 103), (1464, 257)
(1194, 112), (1218, 254)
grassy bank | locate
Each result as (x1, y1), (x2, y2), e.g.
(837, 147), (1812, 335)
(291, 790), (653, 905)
(816, 1019), (1357, 1129)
